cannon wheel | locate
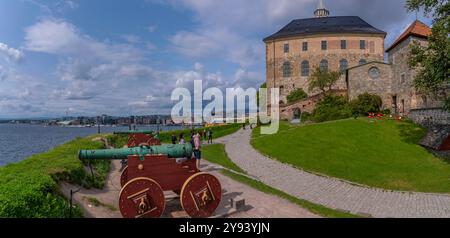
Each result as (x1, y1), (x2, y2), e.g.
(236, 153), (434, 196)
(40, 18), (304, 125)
(180, 172), (221, 218)
(119, 177), (165, 218)
(120, 166), (128, 187)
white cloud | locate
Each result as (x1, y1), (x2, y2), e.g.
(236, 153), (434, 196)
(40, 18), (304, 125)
(0, 43), (24, 62)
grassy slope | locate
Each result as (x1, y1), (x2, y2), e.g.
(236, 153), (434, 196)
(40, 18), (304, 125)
(0, 136), (109, 218)
(252, 119), (450, 193)
(202, 144), (360, 218)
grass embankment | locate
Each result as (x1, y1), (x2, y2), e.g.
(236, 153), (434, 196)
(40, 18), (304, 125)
(202, 144), (360, 218)
(252, 118), (450, 193)
(0, 136), (110, 218)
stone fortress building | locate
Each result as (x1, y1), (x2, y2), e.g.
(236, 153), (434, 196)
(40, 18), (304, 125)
(265, 0), (446, 120)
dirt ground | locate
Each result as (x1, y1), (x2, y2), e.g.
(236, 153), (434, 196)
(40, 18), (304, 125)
(59, 160), (319, 218)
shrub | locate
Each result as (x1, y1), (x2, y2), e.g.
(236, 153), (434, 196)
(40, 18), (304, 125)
(381, 109), (391, 116)
(350, 93), (383, 116)
(312, 95), (352, 122)
(287, 89), (308, 104)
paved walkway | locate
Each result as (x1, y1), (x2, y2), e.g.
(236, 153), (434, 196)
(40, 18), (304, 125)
(216, 129), (450, 218)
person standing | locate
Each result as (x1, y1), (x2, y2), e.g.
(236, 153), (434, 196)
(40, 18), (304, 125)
(193, 132), (202, 169)
(203, 129), (207, 141)
(171, 133), (177, 144)
(179, 133), (185, 144)
(207, 128), (213, 144)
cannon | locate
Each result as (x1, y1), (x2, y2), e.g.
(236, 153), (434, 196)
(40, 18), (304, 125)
(113, 130), (161, 148)
(79, 144), (222, 218)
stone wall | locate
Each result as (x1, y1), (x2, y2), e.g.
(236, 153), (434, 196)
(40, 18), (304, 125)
(347, 62), (394, 109)
(280, 90), (347, 120)
(409, 108), (450, 127)
(409, 108), (450, 151)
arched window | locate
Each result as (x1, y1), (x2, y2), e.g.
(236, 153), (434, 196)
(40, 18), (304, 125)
(283, 62), (292, 77)
(340, 59), (348, 72)
(319, 59), (328, 71)
(301, 61), (310, 76)
(359, 59), (367, 65)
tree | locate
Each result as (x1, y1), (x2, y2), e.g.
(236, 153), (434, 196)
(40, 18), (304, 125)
(350, 93), (383, 116)
(407, 0), (450, 111)
(287, 89), (308, 103)
(308, 68), (342, 94)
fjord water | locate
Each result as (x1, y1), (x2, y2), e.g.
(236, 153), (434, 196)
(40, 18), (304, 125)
(0, 124), (182, 166)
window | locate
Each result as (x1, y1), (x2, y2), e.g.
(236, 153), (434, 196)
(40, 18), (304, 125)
(360, 40), (366, 49)
(321, 41), (327, 50)
(339, 59), (348, 72)
(369, 67), (381, 79)
(284, 43), (289, 53)
(341, 40), (347, 49)
(319, 59), (328, 71)
(302, 42), (308, 51)
(283, 62), (292, 77)
(301, 61), (310, 76)
(401, 73), (406, 84)
(359, 59), (367, 65)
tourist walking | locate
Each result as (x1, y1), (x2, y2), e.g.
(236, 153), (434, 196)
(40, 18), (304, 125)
(193, 132), (202, 169)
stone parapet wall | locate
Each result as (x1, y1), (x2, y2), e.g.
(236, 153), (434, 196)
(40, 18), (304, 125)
(409, 108), (450, 127)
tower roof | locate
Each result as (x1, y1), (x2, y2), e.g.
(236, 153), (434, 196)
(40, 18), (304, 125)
(386, 20), (432, 52)
(315, 0), (330, 18)
(264, 16), (386, 42)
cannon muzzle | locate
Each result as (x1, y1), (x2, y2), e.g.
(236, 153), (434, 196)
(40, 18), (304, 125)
(113, 130), (155, 135)
(78, 144), (193, 161)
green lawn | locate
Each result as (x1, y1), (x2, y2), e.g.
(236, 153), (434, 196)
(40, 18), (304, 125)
(252, 118), (450, 193)
(203, 144), (245, 173)
(202, 144), (360, 218)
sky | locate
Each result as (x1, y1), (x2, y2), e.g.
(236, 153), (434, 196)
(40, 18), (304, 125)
(0, 0), (433, 118)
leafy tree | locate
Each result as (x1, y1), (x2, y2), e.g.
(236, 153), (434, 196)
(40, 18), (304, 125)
(287, 88), (308, 103)
(350, 93), (383, 116)
(407, 0), (450, 111)
(308, 68), (342, 94)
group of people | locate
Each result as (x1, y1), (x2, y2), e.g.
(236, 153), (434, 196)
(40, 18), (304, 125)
(171, 128), (213, 146)
(171, 128), (214, 167)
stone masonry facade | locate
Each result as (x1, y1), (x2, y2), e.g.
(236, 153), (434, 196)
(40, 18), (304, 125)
(266, 34), (384, 105)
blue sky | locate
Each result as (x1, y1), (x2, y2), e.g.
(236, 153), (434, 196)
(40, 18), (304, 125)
(0, 0), (432, 118)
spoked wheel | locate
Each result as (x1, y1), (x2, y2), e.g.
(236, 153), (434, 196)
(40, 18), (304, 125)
(180, 172), (222, 218)
(120, 166), (128, 187)
(119, 177), (165, 218)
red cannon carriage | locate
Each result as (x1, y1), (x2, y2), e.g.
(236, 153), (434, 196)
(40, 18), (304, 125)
(79, 144), (221, 218)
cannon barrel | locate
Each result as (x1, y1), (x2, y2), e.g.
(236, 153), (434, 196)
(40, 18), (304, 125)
(113, 130), (154, 135)
(79, 144), (193, 161)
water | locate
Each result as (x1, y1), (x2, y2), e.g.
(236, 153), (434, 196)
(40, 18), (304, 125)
(0, 124), (183, 166)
